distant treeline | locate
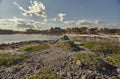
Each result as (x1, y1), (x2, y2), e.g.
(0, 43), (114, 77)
(0, 29), (20, 34)
(0, 27), (120, 35)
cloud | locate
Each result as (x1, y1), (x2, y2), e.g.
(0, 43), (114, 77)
(43, 19), (48, 22)
(58, 13), (66, 22)
(51, 13), (66, 22)
(64, 20), (99, 26)
(13, 17), (39, 29)
(51, 18), (57, 22)
(64, 20), (76, 27)
(0, 17), (40, 30)
(13, 2), (26, 12)
(13, 1), (67, 23)
(64, 20), (119, 28)
(13, 1), (47, 18)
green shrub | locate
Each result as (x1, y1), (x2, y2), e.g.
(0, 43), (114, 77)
(21, 44), (49, 52)
(57, 40), (79, 51)
(106, 52), (120, 67)
(0, 54), (26, 66)
(73, 53), (115, 75)
(28, 68), (62, 79)
(82, 41), (120, 55)
(7, 65), (20, 73)
(73, 39), (82, 42)
(82, 41), (99, 50)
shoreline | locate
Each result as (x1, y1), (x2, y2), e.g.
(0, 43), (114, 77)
(0, 35), (119, 79)
(0, 34), (120, 44)
(66, 34), (120, 43)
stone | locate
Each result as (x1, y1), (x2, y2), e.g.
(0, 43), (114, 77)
(117, 74), (120, 78)
(81, 74), (87, 79)
(60, 35), (70, 40)
(117, 68), (120, 73)
(76, 60), (83, 67)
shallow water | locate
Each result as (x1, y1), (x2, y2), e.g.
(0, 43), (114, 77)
(0, 34), (61, 44)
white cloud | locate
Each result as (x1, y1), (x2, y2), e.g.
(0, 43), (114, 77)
(13, 2), (26, 12)
(13, 17), (39, 29)
(0, 17), (40, 30)
(64, 20), (119, 28)
(13, 1), (47, 18)
(13, 1), (67, 23)
(51, 18), (57, 22)
(43, 19), (48, 22)
(51, 13), (66, 22)
(58, 13), (66, 22)
(0, 18), (119, 30)
(94, 20), (104, 24)
(64, 21), (76, 27)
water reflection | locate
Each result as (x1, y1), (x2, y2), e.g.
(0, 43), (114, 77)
(0, 34), (60, 44)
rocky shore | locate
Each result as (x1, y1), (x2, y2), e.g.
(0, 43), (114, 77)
(0, 37), (119, 79)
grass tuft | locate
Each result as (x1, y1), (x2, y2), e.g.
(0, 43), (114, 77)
(73, 52), (115, 75)
(0, 54), (27, 67)
(21, 44), (49, 52)
(57, 40), (79, 51)
(106, 51), (120, 67)
(28, 67), (62, 79)
(82, 41), (120, 55)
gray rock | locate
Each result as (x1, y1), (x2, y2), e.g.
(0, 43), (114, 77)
(60, 35), (70, 40)
(117, 68), (120, 73)
(118, 74), (120, 78)
(76, 60), (82, 66)
(81, 74), (87, 79)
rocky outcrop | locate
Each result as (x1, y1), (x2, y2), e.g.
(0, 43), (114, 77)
(60, 35), (70, 40)
(0, 40), (119, 79)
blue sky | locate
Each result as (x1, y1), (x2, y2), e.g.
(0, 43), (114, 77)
(0, 0), (120, 30)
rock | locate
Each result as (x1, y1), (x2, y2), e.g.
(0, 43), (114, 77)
(60, 35), (70, 40)
(81, 74), (87, 79)
(75, 75), (81, 79)
(67, 72), (72, 78)
(117, 68), (120, 73)
(117, 74), (120, 78)
(110, 76), (119, 79)
(87, 73), (96, 79)
(35, 65), (41, 70)
(0, 40), (119, 79)
(76, 60), (81, 65)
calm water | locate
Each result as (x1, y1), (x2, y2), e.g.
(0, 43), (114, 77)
(0, 34), (61, 44)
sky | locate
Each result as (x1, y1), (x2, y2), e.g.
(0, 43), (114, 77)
(0, 0), (120, 30)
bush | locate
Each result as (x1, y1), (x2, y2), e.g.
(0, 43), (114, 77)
(106, 51), (120, 67)
(82, 41), (120, 55)
(21, 44), (49, 52)
(73, 53), (115, 75)
(73, 39), (82, 42)
(57, 40), (79, 51)
(28, 68), (62, 79)
(82, 41), (99, 50)
(0, 54), (26, 67)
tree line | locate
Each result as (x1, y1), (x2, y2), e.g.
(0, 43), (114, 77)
(0, 27), (120, 35)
